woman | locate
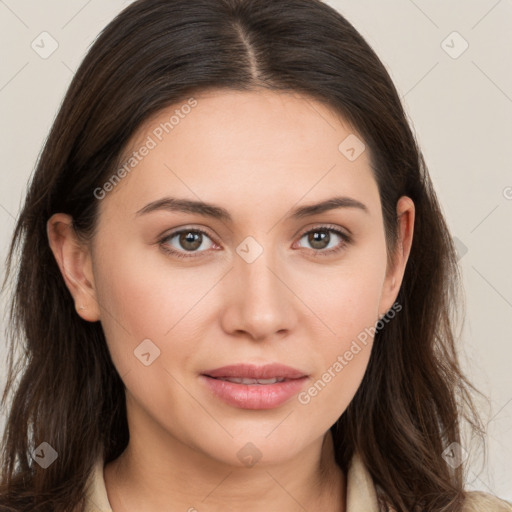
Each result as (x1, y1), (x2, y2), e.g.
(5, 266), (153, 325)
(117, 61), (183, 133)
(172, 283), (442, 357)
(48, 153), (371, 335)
(0, 0), (510, 511)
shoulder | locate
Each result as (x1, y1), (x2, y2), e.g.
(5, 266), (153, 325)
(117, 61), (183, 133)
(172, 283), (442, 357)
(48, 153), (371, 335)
(462, 491), (512, 512)
(379, 491), (512, 512)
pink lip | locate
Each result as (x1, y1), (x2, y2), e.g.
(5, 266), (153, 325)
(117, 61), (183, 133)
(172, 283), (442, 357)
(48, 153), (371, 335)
(201, 364), (309, 410)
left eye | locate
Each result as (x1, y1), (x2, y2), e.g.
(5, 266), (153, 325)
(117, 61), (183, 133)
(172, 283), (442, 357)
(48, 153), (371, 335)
(296, 227), (348, 253)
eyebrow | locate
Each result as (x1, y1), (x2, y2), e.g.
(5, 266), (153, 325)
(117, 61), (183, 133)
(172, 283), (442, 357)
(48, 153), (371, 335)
(135, 195), (369, 221)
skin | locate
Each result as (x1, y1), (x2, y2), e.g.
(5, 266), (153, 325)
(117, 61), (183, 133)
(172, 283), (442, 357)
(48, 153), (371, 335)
(47, 89), (414, 512)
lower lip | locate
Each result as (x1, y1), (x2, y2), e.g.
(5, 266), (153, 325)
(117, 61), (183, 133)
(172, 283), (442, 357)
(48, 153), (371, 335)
(201, 375), (308, 410)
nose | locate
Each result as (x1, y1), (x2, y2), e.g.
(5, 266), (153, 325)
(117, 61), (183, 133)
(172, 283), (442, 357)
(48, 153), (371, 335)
(219, 242), (298, 342)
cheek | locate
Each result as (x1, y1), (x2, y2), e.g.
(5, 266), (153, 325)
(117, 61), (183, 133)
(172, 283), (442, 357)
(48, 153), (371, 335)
(297, 340), (372, 425)
(292, 245), (387, 420)
(294, 282), (379, 428)
(92, 239), (222, 373)
(294, 240), (388, 343)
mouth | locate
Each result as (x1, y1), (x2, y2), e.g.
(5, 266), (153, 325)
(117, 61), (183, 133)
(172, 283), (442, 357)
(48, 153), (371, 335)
(200, 363), (309, 410)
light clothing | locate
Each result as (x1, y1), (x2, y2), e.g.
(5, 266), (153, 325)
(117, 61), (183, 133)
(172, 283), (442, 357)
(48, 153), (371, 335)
(84, 451), (512, 511)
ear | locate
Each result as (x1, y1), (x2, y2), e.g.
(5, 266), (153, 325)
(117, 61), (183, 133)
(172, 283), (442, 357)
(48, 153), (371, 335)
(47, 213), (101, 322)
(378, 196), (415, 317)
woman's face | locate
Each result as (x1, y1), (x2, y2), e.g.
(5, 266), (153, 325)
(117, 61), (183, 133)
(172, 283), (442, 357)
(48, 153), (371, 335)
(53, 89), (413, 468)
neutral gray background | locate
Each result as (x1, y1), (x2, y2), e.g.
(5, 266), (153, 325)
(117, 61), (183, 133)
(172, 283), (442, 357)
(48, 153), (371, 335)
(0, 0), (511, 501)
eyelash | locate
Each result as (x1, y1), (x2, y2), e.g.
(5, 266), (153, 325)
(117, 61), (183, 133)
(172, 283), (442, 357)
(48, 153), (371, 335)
(158, 225), (351, 260)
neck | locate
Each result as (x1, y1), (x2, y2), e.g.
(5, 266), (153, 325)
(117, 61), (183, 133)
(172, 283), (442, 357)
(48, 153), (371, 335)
(104, 419), (345, 512)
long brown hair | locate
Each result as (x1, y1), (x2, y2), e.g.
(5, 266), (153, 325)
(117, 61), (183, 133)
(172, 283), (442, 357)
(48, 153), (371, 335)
(0, 0), (490, 510)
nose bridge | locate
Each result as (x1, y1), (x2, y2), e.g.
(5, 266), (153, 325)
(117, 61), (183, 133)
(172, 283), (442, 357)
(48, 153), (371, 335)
(222, 234), (296, 339)
(237, 235), (285, 308)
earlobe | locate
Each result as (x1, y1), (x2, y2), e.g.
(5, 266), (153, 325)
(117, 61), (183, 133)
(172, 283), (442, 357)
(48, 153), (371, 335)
(46, 213), (101, 322)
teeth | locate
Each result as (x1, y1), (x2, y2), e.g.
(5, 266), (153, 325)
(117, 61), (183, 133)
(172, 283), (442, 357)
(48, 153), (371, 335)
(218, 377), (286, 384)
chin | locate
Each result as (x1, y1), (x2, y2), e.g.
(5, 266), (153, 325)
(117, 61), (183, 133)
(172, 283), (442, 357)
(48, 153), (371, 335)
(193, 429), (310, 469)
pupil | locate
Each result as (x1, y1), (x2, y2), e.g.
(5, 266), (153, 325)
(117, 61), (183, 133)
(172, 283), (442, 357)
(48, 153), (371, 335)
(181, 231), (201, 250)
(309, 230), (329, 249)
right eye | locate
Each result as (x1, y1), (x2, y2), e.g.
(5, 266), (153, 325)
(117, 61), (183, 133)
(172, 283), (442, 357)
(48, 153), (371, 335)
(159, 228), (219, 259)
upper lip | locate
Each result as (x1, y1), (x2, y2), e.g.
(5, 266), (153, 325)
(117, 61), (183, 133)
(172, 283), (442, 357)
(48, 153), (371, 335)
(202, 363), (308, 380)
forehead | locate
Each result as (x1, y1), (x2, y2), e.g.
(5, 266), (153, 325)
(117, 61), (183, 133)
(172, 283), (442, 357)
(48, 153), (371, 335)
(100, 89), (380, 221)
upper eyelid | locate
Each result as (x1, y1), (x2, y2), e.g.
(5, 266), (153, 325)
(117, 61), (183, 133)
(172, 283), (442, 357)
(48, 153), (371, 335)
(297, 224), (350, 238)
(162, 226), (218, 244)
